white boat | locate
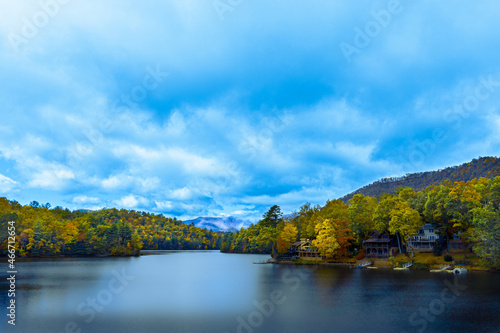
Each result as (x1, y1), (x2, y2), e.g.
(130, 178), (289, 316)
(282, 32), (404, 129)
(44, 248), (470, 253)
(357, 261), (372, 268)
(453, 267), (468, 274)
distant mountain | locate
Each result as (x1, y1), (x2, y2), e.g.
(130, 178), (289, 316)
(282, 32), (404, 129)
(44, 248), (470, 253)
(183, 216), (252, 232)
(341, 156), (500, 202)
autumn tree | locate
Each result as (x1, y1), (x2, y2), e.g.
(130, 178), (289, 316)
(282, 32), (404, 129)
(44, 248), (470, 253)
(277, 223), (298, 254)
(389, 201), (424, 244)
(313, 218), (339, 258)
(312, 218), (353, 259)
(321, 199), (349, 222)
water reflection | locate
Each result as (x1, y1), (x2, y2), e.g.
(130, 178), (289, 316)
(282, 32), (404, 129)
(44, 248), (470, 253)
(1, 252), (499, 333)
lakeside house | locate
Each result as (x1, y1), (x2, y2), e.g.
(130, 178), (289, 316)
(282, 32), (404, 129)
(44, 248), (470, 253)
(291, 238), (321, 259)
(407, 224), (439, 252)
(449, 232), (470, 252)
(362, 231), (399, 258)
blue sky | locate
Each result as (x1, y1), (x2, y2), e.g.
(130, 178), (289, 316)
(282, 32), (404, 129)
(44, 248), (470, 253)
(1, 0), (500, 222)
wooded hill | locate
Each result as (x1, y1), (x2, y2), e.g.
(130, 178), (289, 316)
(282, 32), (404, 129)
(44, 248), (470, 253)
(341, 156), (500, 202)
(222, 175), (500, 269)
(0, 199), (221, 257)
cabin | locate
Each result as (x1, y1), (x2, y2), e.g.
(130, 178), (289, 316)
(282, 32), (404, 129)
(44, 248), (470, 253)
(362, 231), (399, 258)
(449, 232), (470, 252)
(291, 238), (321, 259)
(407, 224), (439, 252)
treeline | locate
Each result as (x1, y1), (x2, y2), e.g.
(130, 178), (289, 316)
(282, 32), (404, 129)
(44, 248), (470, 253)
(342, 156), (500, 201)
(223, 176), (500, 269)
(220, 206), (281, 254)
(0, 199), (220, 257)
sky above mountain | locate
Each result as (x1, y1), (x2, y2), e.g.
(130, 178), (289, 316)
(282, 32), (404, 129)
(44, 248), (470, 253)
(1, 0), (500, 221)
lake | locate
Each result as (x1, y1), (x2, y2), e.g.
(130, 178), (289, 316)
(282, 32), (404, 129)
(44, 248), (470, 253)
(1, 250), (499, 333)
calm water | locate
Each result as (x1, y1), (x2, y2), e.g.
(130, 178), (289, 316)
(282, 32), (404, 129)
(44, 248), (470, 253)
(1, 251), (499, 333)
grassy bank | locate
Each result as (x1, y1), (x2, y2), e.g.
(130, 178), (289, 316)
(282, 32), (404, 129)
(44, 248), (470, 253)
(277, 252), (495, 272)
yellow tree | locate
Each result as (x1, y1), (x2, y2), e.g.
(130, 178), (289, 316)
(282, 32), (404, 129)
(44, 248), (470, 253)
(60, 221), (79, 253)
(277, 223), (298, 254)
(312, 218), (339, 258)
(389, 201), (423, 242)
(321, 199), (349, 221)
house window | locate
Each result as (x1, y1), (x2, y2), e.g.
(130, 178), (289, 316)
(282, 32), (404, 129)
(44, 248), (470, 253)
(373, 235), (377, 239)
(382, 235), (387, 239)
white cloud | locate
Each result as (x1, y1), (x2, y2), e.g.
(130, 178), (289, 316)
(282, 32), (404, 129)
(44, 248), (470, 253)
(333, 142), (377, 165)
(72, 195), (100, 205)
(99, 174), (160, 192)
(154, 200), (173, 211)
(169, 187), (193, 200)
(0, 174), (17, 194)
(101, 174), (134, 190)
(112, 144), (227, 177)
(166, 111), (186, 136)
(0, 0), (499, 221)
(29, 168), (75, 190)
(114, 194), (150, 209)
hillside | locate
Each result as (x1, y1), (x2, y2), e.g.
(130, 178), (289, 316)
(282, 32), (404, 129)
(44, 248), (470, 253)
(340, 156), (500, 201)
(0, 199), (221, 257)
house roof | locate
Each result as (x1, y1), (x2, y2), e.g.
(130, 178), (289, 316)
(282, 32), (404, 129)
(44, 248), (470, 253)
(364, 237), (392, 243)
(364, 231), (393, 243)
(292, 240), (312, 247)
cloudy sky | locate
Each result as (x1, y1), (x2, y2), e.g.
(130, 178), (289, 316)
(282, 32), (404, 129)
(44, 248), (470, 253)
(1, 0), (500, 221)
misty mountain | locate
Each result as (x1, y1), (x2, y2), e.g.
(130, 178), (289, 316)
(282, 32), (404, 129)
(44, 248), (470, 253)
(183, 216), (252, 232)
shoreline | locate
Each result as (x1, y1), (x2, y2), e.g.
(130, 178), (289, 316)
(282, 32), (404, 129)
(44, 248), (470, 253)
(272, 258), (496, 273)
(4, 251), (498, 273)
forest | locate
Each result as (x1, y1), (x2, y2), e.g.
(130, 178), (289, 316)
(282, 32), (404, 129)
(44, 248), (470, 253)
(0, 200), (220, 257)
(341, 156), (500, 201)
(1, 159), (499, 270)
(222, 176), (500, 269)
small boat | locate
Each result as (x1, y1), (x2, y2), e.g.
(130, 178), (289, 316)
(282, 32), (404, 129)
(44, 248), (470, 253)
(453, 267), (468, 274)
(357, 260), (372, 268)
(366, 266), (378, 269)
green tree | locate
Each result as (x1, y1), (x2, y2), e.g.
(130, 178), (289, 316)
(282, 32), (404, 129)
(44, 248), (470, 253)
(348, 194), (376, 246)
(470, 205), (500, 269)
(260, 205), (283, 229)
(373, 194), (399, 232)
